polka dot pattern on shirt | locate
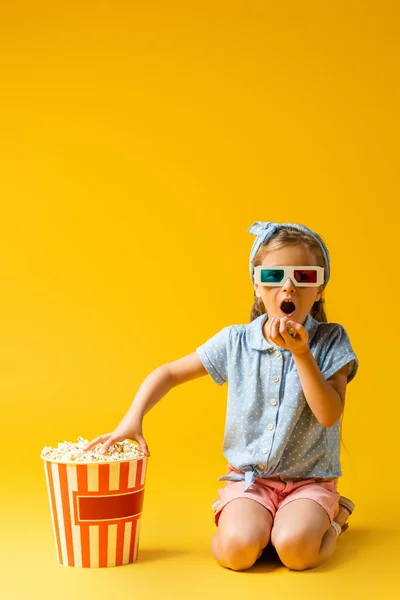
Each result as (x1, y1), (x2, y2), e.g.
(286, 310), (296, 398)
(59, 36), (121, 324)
(196, 312), (359, 481)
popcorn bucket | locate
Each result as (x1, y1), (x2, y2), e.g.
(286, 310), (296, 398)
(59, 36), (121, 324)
(42, 456), (148, 567)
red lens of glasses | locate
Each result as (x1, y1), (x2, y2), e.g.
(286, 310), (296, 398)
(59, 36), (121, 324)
(294, 269), (317, 283)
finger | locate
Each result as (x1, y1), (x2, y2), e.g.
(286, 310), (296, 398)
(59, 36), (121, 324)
(285, 319), (298, 338)
(273, 317), (283, 340)
(270, 316), (275, 336)
(266, 315), (272, 337)
(287, 320), (302, 338)
(267, 316), (274, 338)
(100, 438), (115, 454)
(279, 316), (290, 339)
(136, 435), (151, 457)
(290, 320), (309, 344)
(84, 435), (110, 450)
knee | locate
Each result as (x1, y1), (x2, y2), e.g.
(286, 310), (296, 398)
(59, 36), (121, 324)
(215, 532), (262, 571)
(273, 532), (319, 571)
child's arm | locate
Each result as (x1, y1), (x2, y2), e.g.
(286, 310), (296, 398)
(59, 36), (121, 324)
(85, 353), (208, 454)
(293, 350), (349, 428)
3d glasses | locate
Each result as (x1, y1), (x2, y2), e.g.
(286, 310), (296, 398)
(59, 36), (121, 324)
(253, 265), (324, 287)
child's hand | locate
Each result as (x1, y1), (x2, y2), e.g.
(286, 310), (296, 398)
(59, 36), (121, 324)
(266, 316), (310, 356)
(84, 422), (150, 457)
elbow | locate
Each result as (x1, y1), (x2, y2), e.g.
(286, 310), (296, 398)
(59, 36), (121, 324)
(320, 419), (336, 429)
(320, 412), (343, 429)
(320, 389), (344, 428)
(151, 364), (175, 390)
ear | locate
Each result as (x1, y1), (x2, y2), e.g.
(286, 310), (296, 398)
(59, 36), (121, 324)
(254, 283), (261, 298)
(316, 287), (322, 302)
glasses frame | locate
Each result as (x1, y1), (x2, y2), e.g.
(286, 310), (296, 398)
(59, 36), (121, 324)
(253, 265), (324, 287)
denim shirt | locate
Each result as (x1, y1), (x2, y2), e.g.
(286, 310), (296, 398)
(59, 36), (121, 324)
(196, 312), (359, 491)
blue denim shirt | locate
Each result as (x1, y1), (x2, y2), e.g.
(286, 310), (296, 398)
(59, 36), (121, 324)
(196, 312), (359, 491)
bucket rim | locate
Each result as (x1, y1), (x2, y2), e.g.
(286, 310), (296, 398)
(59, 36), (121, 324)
(40, 452), (149, 465)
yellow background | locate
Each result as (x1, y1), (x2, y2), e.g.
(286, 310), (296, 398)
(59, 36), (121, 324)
(1, 1), (398, 598)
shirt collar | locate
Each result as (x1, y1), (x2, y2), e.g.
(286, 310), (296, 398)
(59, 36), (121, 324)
(247, 312), (319, 351)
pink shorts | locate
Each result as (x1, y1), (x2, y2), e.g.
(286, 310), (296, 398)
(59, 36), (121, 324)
(213, 465), (340, 526)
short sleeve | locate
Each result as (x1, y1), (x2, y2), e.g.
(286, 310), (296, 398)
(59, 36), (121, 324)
(195, 326), (231, 386)
(320, 324), (359, 383)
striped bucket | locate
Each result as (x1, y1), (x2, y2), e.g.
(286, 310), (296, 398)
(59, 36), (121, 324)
(42, 456), (148, 567)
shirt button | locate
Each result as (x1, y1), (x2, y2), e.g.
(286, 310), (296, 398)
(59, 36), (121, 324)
(262, 448), (268, 454)
(274, 350), (281, 357)
(268, 423), (274, 430)
(271, 399), (277, 406)
(272, 375), (280, 383)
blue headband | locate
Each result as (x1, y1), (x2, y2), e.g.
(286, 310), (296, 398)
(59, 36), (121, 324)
(248, 221), (330, 288)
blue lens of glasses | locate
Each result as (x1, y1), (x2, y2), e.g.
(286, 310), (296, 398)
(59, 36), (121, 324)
(260, 269), (284, 283)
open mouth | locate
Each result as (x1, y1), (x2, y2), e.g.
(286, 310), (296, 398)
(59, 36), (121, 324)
(280, 300), (296, 316)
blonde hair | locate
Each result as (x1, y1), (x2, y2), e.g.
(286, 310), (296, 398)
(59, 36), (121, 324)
(249, 225), (347, 450)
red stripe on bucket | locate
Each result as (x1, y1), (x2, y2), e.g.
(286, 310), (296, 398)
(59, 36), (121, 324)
(76, 464), (90, 568)
(99, 524), (108, 568)
(46, 462), (62, 563)
(58, 464), (75, 566)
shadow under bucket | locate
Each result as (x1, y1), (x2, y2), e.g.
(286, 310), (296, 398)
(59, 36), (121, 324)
(41, 454), (148, 567)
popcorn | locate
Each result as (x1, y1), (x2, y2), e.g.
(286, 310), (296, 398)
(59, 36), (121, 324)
(286, 322), (297, 337)
(41, 436), (145, 463)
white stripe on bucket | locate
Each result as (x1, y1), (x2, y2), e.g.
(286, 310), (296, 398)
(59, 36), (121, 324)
(133, 518), (141, 561)
(87, 464), (99, 492)
(140, 458), (147, 485)
(123, 521), (132, 565)
(66, 465), (82, 567)
(107, 524), (118, 567)
(44, 463), (61, 563)
(89, 526), (99, 568)
(109, 462), (120, 491)
(51, 463), (67, 565)
(128, 461), (137, 488)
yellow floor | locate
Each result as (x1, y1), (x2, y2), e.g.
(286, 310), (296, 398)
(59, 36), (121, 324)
(4, 474), (400, 600)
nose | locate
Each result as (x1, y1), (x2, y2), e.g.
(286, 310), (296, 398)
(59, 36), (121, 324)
(282, 277), (296, 291)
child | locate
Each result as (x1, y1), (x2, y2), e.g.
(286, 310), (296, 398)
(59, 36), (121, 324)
(85, 220), (359, 572)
